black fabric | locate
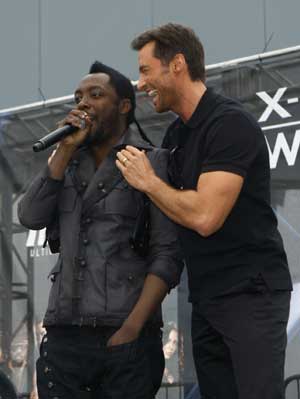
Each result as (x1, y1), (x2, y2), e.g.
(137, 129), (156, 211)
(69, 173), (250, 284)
(37, 326), (164, 399)
(0, 370), (17, 399)
(163, 88), (292, 302)
(130, 194), (151, 257)
(191, 277), (291, 399)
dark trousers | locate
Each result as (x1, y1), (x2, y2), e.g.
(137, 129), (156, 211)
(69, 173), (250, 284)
(191, 278), (291, 399)
(36, 326), (164, 399)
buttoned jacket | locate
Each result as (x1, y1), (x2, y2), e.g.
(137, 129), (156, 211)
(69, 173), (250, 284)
(18, 129), (182, 327)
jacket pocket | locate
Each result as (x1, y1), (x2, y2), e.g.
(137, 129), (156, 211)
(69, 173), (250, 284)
(106, 257), (146, 314)
(104, 180), (138, 218)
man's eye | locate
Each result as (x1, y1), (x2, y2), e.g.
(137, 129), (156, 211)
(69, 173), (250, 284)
(91, 90), (102, 97)
(74, 96), (81, 104)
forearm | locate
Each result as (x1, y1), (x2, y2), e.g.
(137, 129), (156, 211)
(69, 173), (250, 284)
(48, 143), (77, 180)
(146, 174), (204, 232)
(117, 147), (204, 231)
(123, 274), (169, 333)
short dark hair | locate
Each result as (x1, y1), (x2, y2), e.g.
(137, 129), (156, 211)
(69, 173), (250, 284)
(131, 23), (205, 82)
(89, 61), (135, 127)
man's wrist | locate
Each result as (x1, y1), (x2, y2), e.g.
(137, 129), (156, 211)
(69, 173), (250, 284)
(144, 172), (161, 195)
(56, 141), (78, 156)
(122, 317), (144, 335)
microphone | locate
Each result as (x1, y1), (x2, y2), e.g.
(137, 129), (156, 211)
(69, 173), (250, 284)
(32, 124), (81, 152)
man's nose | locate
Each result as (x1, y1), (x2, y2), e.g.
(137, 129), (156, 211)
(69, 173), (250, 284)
(77, 96), (90, 110)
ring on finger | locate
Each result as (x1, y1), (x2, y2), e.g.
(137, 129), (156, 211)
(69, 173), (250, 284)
(79, 113), (87, 124)
(79, 120), (86, 129)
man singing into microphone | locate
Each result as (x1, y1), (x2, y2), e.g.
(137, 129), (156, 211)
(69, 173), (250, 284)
(18, 61), (182, 399)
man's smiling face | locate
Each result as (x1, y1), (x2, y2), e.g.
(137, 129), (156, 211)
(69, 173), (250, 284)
(137, 41), (176, 113)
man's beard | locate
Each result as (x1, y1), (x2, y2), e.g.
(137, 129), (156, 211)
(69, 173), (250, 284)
(84, 104), (121, 147)
(83, 125), (111, 147)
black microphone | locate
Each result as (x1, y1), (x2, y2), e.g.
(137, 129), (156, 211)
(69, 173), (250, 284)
(32, 124), (80, 152)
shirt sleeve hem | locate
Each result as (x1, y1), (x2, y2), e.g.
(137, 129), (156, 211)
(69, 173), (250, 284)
(201, 164), (246, 178)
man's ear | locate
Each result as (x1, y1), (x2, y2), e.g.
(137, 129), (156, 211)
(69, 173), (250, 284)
(119, 99), (132, 116)
(171, 53), (186, 74)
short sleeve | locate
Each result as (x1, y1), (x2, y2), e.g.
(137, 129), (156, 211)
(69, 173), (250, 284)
(201, 113), (261, 177)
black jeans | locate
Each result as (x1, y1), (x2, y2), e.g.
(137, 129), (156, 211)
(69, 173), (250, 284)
(191, 277), (291, 399)
(36, 326), (164, 399)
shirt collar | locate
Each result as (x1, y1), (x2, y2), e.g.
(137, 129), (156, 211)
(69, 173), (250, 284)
(184, 87), (219, 129)
(71, 126), (153, 165)
(113, 127), (153, 151)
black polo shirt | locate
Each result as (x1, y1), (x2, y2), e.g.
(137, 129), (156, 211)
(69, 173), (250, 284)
(163, 88), (292, 302)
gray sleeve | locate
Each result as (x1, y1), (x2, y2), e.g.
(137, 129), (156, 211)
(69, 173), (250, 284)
(18, 165), (63, 230)
(146, 148), (184, 289)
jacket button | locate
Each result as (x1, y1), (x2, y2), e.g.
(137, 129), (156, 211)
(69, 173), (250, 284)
(85, 218), (92, 224)
(97, 182), (104, 189)
(80, 260), (87, 267)
(76, 272), (84, 281)
(44, 366), (50, 374)
(48, 382), (54, 389)
(81, 181), (88, 188)
(83, 238), (89, 246)
(128, 275), (134, 281)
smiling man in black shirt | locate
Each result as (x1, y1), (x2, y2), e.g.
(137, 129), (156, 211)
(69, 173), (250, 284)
(116, 23), (292, 399)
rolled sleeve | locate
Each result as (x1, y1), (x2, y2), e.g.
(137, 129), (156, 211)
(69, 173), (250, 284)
(146, 149), (183, 289)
